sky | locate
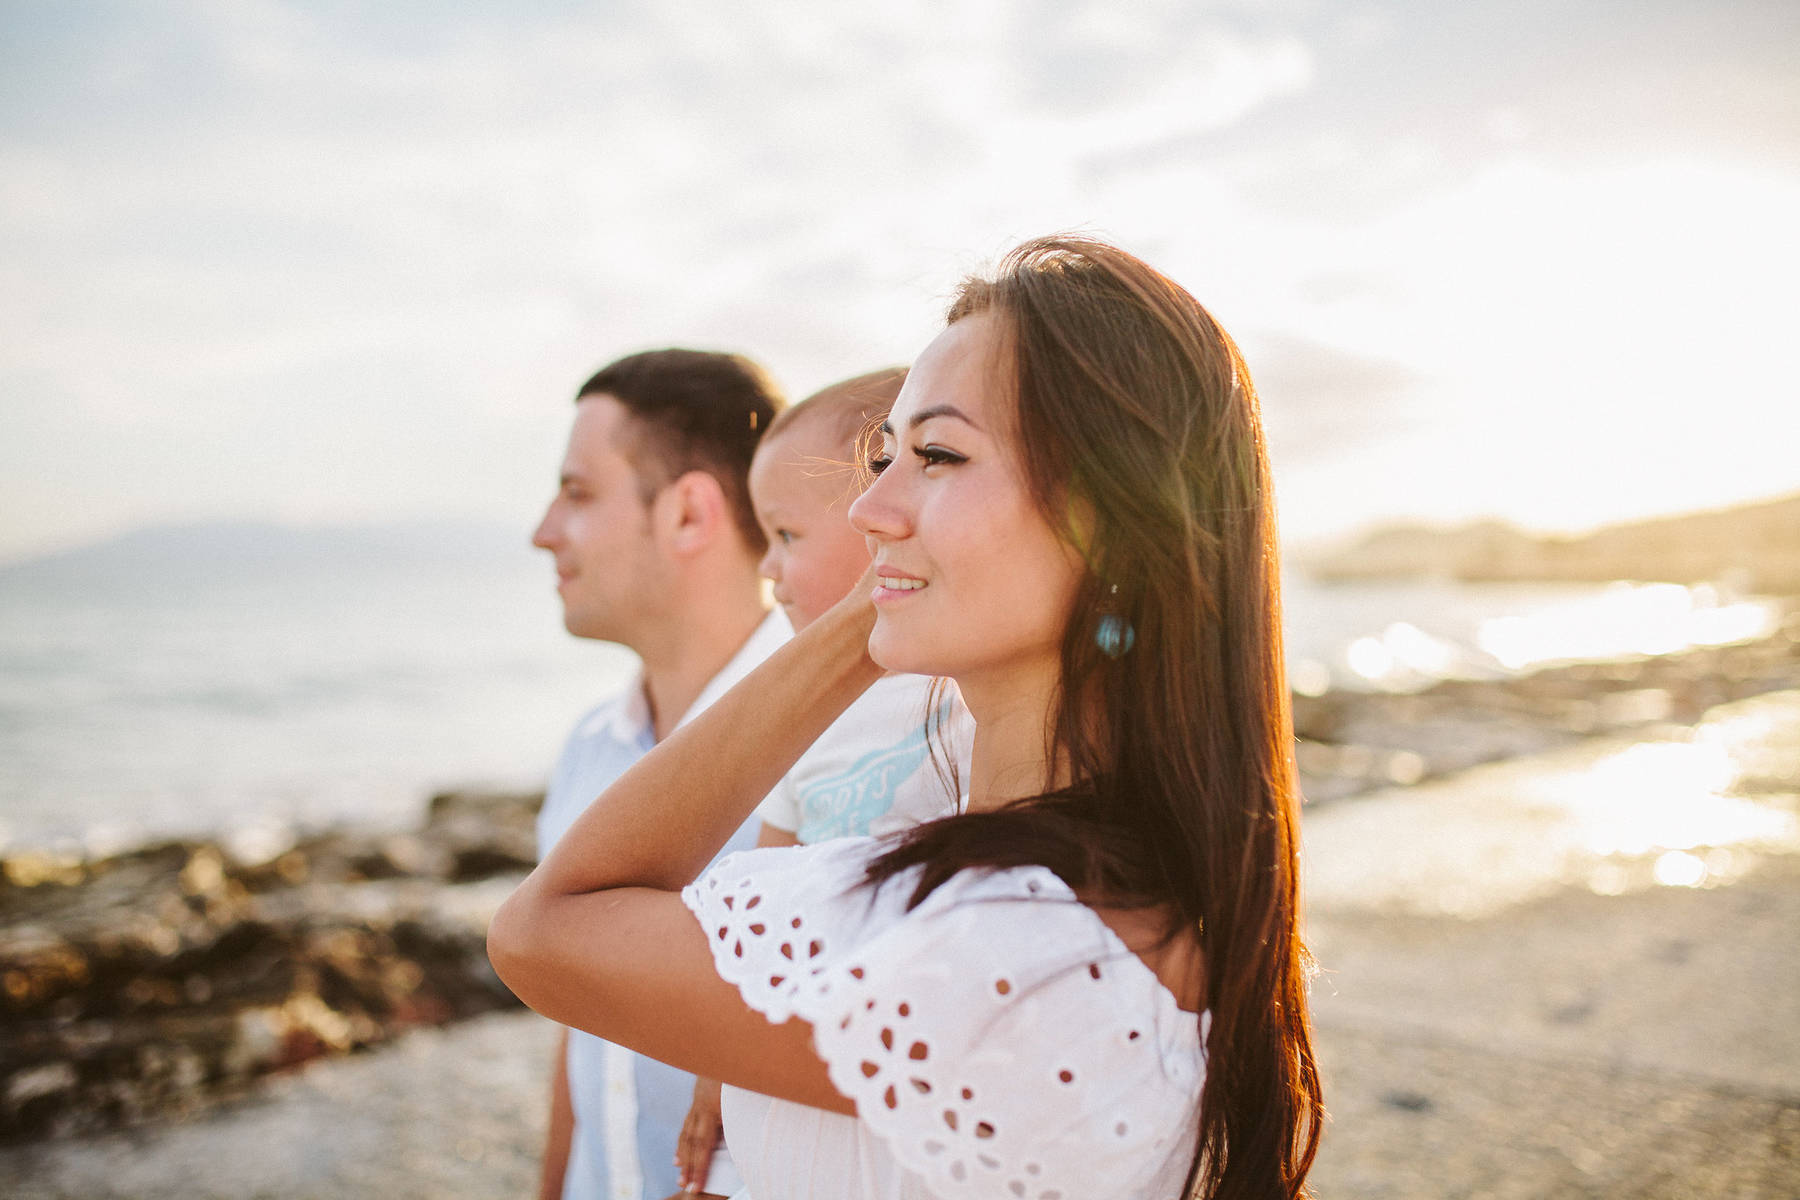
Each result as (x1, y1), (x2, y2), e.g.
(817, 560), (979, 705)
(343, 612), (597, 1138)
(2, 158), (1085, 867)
(3, 0), (1798, 564)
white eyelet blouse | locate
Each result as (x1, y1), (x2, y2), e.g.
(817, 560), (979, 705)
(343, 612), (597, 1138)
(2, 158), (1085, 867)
(681, 837), (1209, 1200)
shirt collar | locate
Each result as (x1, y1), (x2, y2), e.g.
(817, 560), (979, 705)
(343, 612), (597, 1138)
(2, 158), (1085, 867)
(603, 608), (792, 744)
(601, 668), (654, 744)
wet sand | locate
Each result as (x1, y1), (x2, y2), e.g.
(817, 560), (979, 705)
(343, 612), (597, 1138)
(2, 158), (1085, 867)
(7, 693), (1798, 1198)
(1304, 690), (1800, 1197)
(5, 1008), (557, 1199)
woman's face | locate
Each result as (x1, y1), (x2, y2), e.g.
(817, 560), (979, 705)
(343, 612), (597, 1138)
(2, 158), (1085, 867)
(849, 312), (1086, 692)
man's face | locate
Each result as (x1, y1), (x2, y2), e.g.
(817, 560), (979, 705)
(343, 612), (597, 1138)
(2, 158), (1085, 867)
(531, 395), (669, 644)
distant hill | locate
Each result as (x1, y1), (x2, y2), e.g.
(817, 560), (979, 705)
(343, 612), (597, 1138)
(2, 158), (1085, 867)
(1303, 492), (1800, 592)
(0, 520), (535, 589)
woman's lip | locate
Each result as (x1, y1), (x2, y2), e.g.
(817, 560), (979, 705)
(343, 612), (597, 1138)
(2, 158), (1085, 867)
(872, 574), (927, 603)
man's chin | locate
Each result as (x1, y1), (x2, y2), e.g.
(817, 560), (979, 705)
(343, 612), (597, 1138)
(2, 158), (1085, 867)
(559, 611), (613, 642)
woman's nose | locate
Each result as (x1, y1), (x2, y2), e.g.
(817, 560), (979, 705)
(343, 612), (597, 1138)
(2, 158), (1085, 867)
(849, 469), (909, 541)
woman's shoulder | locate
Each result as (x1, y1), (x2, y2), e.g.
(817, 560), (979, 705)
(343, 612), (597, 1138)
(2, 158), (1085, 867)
(684, 838), (1204, 1058)
(685, 839), (1207, 1198)
(686, 834), (1100, 950)
(686, 836), (890, 933)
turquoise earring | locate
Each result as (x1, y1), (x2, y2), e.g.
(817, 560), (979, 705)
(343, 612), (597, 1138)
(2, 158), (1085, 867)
(1095, 584), (1135, 658)
(1096, 614), (1136, 658)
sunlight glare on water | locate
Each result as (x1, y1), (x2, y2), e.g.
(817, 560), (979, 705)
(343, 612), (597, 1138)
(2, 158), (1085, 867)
(1316, 581), (1779, 691)
(1650, 850), (1708, 888)
(1570, 740), (1785, 857)
(1301, 691), (1800, 918)
(1476, 582), (1776, 673)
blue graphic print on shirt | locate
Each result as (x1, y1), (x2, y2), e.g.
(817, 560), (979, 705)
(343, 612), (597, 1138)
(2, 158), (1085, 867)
(793, 697), (953, 843)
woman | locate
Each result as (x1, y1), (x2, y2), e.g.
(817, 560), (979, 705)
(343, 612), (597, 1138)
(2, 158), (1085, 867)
(489, 236), (1322, 1199)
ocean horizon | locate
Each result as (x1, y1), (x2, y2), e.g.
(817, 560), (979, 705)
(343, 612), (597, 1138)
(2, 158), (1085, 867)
(0, 520), (1777, 855)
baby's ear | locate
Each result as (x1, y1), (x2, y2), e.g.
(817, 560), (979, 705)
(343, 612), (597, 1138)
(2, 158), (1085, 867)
(656, 470), (730, 557)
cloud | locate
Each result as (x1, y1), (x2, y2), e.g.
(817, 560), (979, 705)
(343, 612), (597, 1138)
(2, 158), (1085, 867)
(3, 0), (1797, 558)
(0, 3), (1323, 557)
(1249, 335), (1429, 463)
(1264, 156), (1800, 536)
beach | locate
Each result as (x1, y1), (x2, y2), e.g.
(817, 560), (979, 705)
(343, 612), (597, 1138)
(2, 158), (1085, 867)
(5, 605), (1797, 1196)
(1305, 689), (1800, 1196)
(7, 1), (1799, 1192)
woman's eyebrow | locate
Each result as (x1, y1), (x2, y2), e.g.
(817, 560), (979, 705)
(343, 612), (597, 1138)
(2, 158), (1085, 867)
(906, 404), (981, 431)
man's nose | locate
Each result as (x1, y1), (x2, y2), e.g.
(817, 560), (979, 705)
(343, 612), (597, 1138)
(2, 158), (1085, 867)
(531, 506), (559, 549)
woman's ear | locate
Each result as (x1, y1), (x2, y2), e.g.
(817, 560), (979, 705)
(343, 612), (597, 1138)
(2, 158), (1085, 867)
(654, 469), (730, 558)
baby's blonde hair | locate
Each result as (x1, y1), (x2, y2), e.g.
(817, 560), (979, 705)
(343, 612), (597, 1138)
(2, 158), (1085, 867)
(763, 366), (907, 459)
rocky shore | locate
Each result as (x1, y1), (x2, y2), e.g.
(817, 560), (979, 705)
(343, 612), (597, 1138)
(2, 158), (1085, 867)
(0, 791), (540, 1142)
(1292, 600), (1800, 800)
(7, 690), (1796, 1200)
(4, 606), (1798, 1160)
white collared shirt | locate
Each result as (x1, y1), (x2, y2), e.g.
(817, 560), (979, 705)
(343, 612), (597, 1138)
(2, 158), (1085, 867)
(535, 609), (790, 1200)
(536, 609), (790, 849)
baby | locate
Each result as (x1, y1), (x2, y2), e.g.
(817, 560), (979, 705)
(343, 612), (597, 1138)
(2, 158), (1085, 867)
(747, 367), (973, 847)
(673, 368), (972, 1194)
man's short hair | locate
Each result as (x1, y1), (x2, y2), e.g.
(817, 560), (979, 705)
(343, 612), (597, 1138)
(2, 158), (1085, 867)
(578, 349), (786, 554)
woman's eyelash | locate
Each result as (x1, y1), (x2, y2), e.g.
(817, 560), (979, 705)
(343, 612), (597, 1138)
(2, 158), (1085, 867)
(866, 444), (965, 473)
(914, 444), (965, 467)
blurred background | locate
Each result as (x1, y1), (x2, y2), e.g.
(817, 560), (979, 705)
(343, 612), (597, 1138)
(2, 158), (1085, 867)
(2, 2), (1797, 1197)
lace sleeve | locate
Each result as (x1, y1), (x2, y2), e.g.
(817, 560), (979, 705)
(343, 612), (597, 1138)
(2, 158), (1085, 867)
(683, 844), (1207, 1200)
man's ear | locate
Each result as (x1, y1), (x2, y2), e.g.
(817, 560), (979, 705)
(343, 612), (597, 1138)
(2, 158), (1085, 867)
(654, 470), (729, 558)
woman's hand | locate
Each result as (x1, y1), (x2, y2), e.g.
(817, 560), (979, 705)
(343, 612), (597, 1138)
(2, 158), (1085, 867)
(824, 559), (888, 677)
(829, 559), (881, 624)
(675, 1076), (725, 1194)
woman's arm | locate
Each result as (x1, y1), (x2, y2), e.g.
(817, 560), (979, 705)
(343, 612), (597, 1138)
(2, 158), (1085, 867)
(756, 822), (803, 848)
(508, 591), (878, 896)
(487, 588), (880, 1112)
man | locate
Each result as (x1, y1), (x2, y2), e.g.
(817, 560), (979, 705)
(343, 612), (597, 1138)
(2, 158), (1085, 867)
(529, 348), (787, 1200)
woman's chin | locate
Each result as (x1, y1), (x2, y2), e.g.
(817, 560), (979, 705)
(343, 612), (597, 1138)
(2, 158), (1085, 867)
(867, 627), (936, 678)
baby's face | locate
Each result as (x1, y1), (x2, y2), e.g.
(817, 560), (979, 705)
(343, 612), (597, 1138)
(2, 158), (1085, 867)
(749, 423), (873, 630)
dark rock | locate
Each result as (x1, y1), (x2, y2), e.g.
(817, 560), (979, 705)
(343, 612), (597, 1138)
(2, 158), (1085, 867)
(0, 790), (544, 1143)
(1380, 1089), (1434, 1112)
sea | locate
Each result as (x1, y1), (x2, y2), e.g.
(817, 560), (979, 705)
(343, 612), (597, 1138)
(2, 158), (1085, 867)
(0, 522), (1778, 855)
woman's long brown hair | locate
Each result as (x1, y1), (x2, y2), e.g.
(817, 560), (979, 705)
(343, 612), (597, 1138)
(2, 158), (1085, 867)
(867, 236), (1322, 1199)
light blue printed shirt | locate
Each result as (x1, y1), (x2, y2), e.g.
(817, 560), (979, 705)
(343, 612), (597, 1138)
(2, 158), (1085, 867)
(755, 673), (971, 845)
